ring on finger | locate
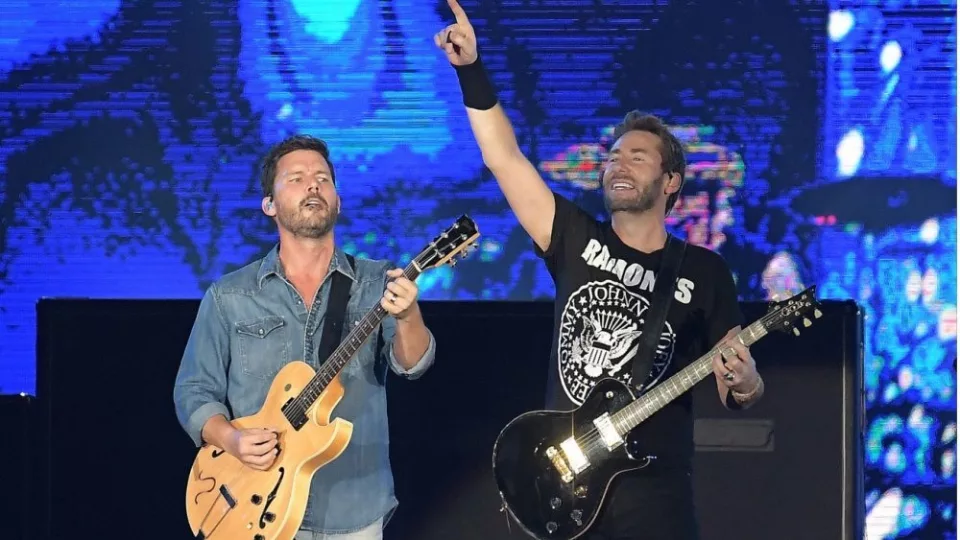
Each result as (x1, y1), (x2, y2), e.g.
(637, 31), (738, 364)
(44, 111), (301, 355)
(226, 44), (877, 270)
(724, 372), (735, 381)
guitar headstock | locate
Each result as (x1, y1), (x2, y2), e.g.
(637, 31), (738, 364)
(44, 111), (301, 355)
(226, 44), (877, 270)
(763, 285), (822, 337)
(413, 215), (480, 271)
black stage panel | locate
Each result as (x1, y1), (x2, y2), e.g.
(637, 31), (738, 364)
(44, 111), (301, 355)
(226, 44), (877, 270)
(33, 298), (863, 540)
(0, 394), (36, 540)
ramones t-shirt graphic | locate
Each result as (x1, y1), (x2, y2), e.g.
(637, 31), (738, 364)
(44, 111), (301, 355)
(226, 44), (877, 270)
(557, 279), (676, 404)
(534, 192), (743, 469)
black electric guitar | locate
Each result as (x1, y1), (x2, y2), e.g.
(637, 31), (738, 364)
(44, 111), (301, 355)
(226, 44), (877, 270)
(491, 286), (821, 540)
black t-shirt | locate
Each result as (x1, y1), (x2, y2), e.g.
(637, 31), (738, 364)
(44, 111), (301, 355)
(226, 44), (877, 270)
(535, 192), (743, 471)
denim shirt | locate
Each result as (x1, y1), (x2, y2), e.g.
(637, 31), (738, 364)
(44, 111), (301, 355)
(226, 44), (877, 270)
(173, 244), (436, 533)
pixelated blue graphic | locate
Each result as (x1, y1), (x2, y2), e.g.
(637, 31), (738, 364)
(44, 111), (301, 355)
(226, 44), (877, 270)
(0, 0), (809, 400)
(0, 1), (120, 74)
(824, 1), (957, 184)
(821, 2), (957, 537)
(0, 1), (954, 536)
(812, 217), (957, 539)
(236, 0), (477, 170)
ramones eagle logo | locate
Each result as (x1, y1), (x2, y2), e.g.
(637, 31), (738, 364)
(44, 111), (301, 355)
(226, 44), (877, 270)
(557, 280), (676, 404)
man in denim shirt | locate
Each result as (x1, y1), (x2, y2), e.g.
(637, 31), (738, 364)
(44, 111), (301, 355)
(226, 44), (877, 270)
(173, 135), (436, 540)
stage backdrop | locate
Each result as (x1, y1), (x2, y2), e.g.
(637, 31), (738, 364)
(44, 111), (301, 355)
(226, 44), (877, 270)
(0, 0), (954, 538)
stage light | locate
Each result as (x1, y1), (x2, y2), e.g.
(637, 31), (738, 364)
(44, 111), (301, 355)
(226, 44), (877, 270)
(828, 10), (855, 42)
(880, 41), (902, 74)
(919, 218), (939, 244)
(836, 128), (865, 177)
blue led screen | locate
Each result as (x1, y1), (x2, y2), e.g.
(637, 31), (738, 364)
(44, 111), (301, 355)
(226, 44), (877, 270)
(0, 1), (954, 537)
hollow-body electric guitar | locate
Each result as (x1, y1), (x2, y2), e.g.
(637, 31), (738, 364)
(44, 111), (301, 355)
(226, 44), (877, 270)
(185, 216), (480, 540)
(492, 287), (821, 540)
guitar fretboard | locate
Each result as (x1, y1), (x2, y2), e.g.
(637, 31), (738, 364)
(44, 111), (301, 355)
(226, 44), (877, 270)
(610, 319), (769, 434)
(288, 263), (421, 415)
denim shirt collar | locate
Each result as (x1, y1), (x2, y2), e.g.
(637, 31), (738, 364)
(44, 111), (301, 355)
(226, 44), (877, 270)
(256, 243), (357, 289)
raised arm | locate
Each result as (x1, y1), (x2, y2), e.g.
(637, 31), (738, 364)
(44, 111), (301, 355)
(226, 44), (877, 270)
(435, 0), (555, 253)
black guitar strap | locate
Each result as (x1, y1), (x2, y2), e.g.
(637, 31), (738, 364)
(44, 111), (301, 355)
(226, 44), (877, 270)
(316, 253), (355, 366)
(630, 235), (687, 395)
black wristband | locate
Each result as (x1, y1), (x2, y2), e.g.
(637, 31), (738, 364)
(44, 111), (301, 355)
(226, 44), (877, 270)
(453, 56), (498, 110)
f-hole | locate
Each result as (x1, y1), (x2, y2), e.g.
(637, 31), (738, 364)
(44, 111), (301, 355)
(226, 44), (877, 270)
(259, 467), (285, 528)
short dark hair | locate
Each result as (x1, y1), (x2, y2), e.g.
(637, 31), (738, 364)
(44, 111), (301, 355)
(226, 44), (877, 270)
(259, 134), (337, 197)
(611, 111), (686, 214)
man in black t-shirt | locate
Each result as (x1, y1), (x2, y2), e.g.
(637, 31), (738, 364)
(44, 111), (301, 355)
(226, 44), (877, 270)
(434, 2), (766, 538)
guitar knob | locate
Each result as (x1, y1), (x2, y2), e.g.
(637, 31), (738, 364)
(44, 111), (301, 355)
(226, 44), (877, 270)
(550, 497), (562, 509)
(546, 521), (558, 534)
(571, 509), (583, 526)
(264, 512), (276, 523)
(251, 494), (262, 505)
(255, 535), (265, 540)
(574, 485), (587, 498)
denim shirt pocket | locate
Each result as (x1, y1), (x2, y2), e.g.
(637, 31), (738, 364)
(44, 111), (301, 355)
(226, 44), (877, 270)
(236, 315), (290, 380)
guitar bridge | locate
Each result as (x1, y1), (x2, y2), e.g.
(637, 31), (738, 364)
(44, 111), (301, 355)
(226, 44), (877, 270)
(545, 446), (575, 484)
(545, 438), (590, 484)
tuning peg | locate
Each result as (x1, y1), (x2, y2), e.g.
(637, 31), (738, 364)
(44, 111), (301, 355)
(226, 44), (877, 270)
(793, 328), (800, 336)
(803, 317), (812, 327)
(814, 308), (822, 319)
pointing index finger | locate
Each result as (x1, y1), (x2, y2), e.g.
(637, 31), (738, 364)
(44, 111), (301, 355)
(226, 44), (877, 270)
(447, 0), (470, 26)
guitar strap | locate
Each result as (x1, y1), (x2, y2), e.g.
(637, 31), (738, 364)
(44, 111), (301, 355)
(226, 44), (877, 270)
(316, 253), (355, 366)
(630, 234), (687, 396)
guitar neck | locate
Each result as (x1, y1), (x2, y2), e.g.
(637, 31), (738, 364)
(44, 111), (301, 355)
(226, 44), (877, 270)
(610, 319), (769, 434)
(294, 262), (422, 409)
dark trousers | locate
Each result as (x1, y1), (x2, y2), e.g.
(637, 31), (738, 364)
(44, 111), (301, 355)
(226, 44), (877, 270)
(584, 471), (699, 540)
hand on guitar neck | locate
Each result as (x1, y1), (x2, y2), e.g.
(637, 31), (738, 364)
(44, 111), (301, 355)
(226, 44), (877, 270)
(711, 326), (763, 408)
(202, 414), (281, 471)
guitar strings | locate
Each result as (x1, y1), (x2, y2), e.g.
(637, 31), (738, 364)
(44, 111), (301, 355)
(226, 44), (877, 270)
(280, 264), (422, 424)
(566, 306), (797, 460)
(281, 236), (481, 424)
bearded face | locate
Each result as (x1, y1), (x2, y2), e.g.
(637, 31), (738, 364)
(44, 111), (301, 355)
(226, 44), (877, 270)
(274, 189), (339, 238)
(601, 130), (670, 215)
(267, 149), (340, 238)
(603, 172), (664, 213)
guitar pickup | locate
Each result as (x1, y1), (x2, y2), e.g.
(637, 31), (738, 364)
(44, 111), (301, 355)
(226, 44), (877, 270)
(559, 438), (589, 474)
(592, 413), (624, 450)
